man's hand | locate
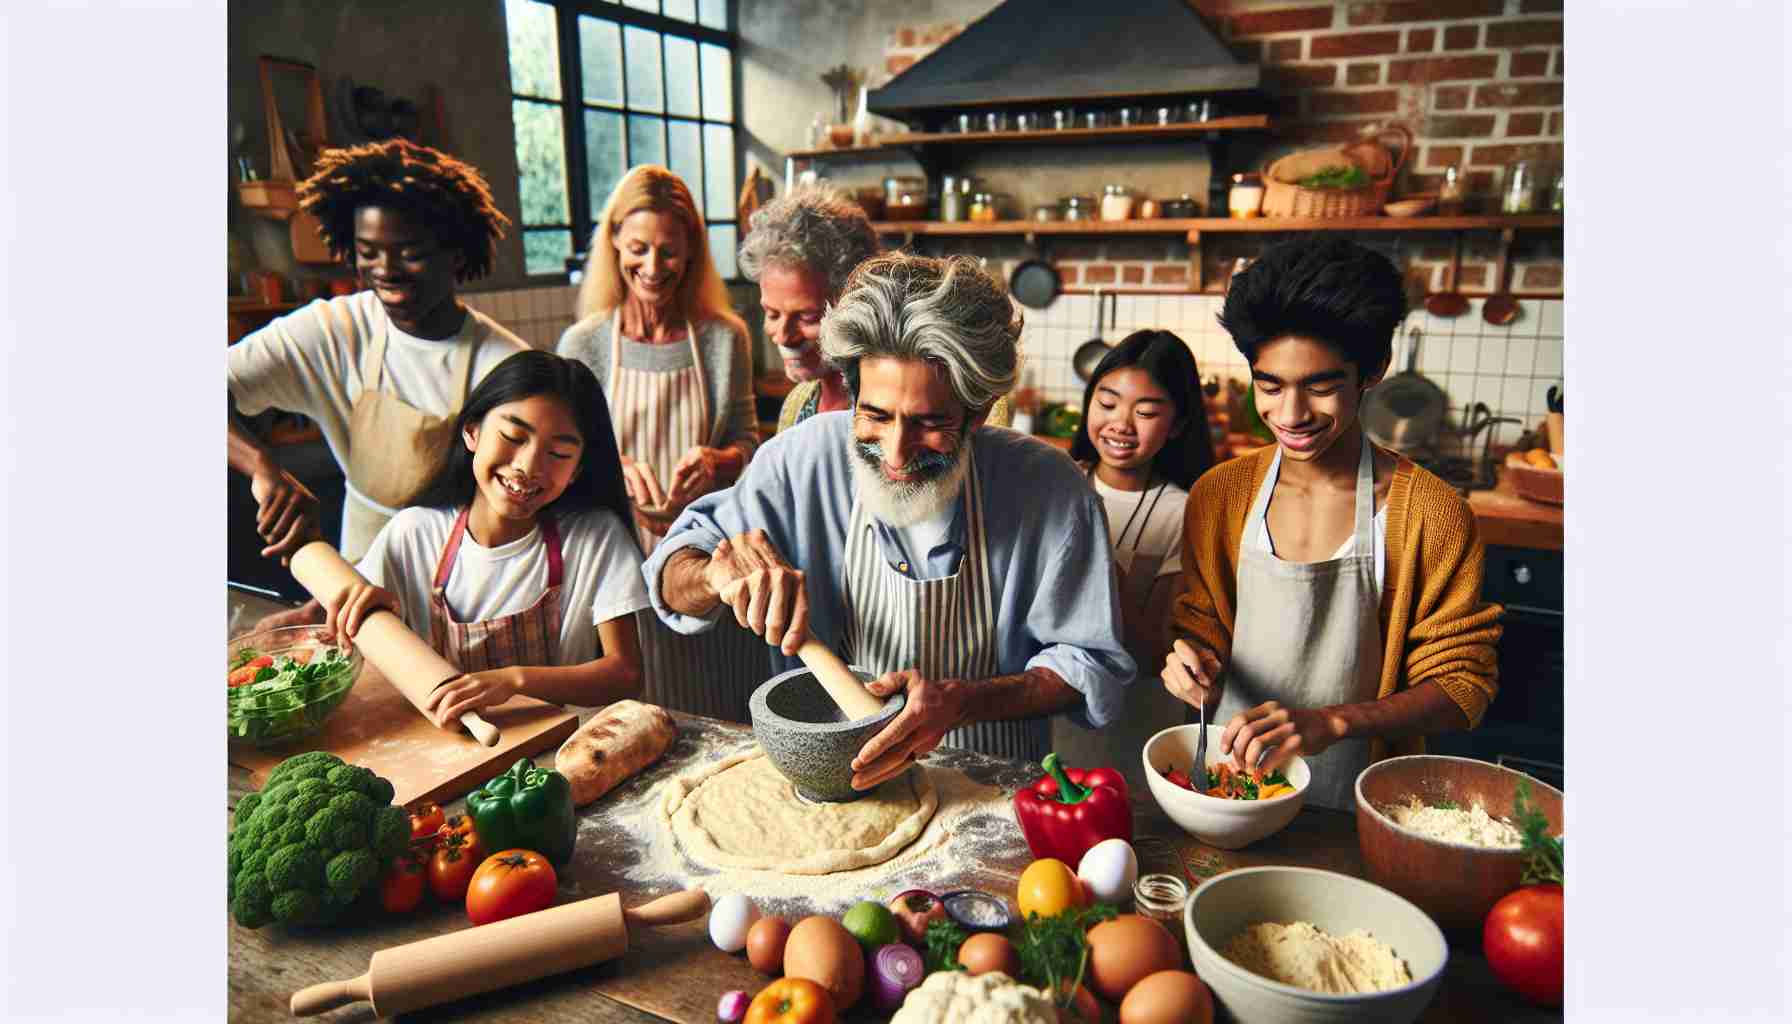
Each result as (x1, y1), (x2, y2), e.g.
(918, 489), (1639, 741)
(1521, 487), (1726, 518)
(849, 670), (969, 791)
(249, 463), (320, 565)
(1161, 638), (1225, 713)
(706, 530), (809, 655)
(1218, 700), (1348, 777)
(425, 667), (526, 729)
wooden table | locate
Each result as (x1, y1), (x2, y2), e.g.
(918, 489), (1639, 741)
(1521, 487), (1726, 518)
(1470, 472), (1564, 551)
(226, 591), (1557, 1023)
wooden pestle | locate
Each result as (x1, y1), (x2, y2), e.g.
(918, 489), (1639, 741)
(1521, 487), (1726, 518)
(289, 541), (499, 746)
(795, 637), (887, 722)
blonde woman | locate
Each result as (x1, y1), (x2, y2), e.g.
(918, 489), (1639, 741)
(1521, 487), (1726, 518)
(557, 165), (763, 721)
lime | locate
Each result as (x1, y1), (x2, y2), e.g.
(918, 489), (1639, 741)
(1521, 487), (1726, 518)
(841, 900), (900, 951)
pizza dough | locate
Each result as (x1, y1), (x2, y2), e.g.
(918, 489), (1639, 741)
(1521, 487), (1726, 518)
(1222, 921), (1412, 994)
(662, 750), (939, 874)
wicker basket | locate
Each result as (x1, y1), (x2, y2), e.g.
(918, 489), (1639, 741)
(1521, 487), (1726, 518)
(1261, 124), (1412, 218)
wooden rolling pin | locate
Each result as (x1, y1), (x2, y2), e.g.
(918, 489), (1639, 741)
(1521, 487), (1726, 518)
(289, 540), (499, 746)
(289, 888), (709, 1017)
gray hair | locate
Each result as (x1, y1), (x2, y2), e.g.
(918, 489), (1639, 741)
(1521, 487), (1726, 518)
(737, 185), (881, 297)
(820, 253), (1022, 413)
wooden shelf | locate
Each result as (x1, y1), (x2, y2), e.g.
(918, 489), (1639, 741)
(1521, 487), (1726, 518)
(787, 117), (1274, 162)
(868, 215), (1563, 237)
(785, 144), (905, 160)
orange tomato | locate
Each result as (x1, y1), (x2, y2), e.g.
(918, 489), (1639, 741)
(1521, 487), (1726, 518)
(743, 978), (836, 1024)
(427, 828), (483, 903)
(378, 852), (426, 914)
(465, 850), (557, 926)
(408, 801), (445, 840)
(1017, 858), (1085, 921)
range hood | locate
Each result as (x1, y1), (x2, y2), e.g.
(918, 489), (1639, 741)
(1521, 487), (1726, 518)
(867, 0), (1262, 124)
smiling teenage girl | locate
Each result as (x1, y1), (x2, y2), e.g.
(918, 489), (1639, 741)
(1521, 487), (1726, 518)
(1161, 238), (1502, 810)
(321, 350), (646, 725)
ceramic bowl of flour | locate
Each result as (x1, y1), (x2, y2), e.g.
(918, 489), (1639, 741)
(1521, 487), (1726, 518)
(750, 665), (904, 803)
(1185, 866), (1448, 1024)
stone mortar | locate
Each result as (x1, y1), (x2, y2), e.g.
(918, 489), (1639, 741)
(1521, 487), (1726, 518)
(749, 664), (904, 803)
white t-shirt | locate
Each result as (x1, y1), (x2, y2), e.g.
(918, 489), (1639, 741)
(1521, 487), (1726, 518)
(1253, 505), (1388, 593)
(356, 505), (650, 667)
(1088, 473), (1191, 578)
(227, 292), (528, 522)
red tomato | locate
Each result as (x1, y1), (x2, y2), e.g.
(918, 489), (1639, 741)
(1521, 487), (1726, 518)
(428, 829), (483, 903)
(227, 667), (257, 688)
(1054, 982), (1101, 1024)
(408, 802), (445, 840)
(378, 852), (427, 914)
(743, 978), (836, 1024)
(247, 655), (275, 669)
(465, 850), (558, 926)
(1484, 884), (1564, 1007)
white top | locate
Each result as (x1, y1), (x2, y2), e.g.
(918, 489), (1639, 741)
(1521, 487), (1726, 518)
(1252, 502), (1388, 593)
(1088, 473), (1191, 578)
(356, 505), (651, 667)
(227, 292), (528, 520)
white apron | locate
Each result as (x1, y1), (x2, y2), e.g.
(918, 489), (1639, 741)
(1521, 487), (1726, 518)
(1215, 435), (1382, 810)
(607, 319), (762, 723)
(840, 450), (1042, 761)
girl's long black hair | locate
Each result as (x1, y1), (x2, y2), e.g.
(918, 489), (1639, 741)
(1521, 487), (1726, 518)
(1069, 329), (1217, 490)
(410, 349), (632, 534)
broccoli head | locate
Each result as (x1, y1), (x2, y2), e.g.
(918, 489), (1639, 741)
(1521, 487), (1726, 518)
(227, 752), (407, 929)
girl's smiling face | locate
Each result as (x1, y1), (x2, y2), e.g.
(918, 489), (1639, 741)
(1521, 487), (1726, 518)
(1086, 366), (1183, 479)
(613, 209), (689, 311)
(464, 395), (585, 535)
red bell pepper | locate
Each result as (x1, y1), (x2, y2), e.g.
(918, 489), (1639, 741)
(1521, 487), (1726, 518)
(1013, 753), (1132, 867)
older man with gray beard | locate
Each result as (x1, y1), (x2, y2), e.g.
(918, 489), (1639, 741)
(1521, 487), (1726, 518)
(644, 252), (1133, 789)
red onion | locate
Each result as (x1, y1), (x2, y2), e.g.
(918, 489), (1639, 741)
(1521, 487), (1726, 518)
(716, 990), (749, 1022)
(870, 942), (926, 1010)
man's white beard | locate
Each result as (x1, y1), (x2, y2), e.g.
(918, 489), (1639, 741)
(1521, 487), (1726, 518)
(849, 439), (970, 528)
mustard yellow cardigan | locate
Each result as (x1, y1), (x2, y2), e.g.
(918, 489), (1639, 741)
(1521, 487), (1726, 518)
(1170, 444), (1503, 762)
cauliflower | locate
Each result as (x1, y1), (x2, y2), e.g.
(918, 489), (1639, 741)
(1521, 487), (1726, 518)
(228, 752), (409, 928)
(890, 971), (1059, 1024)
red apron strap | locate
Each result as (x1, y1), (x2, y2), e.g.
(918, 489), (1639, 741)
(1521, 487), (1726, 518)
(539, 514), (565, 589)
(433, 506), (473, 589)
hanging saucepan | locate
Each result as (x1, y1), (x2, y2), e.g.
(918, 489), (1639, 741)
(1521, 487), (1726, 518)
(1008, 237), (1060, 310)
(1361, 325), (1447, 452)
(1073, 290), (1115, 381)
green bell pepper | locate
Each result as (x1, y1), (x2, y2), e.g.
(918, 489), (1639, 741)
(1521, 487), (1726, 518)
(465, 757), (578, 867)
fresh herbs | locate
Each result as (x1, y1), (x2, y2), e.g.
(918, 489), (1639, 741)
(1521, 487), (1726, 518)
(1512, 779), (1564, 885)
(230, 646), (262, 670)
(1016, 903), (1119, 1010)
(1296, 164), (1369, 190)
(923, 916), (971, 973)
(1434, 799), (1461, 811)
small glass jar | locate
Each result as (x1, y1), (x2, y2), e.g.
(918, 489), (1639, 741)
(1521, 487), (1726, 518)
(1116, 105), (1144, 127)
(1502, 160), (1538, 214)
(1186, 98), (1213, 122)
(883, 176), (929, 221)
(940, 175), (972, 222)
(950, 112), (973, 134)
(981, 111), (1011, 133)
(1079, 110), (1110, 130)
(1154, 105), (1177, 126)
(1059, 195), (1095, 221)
(1438, 164), (1466, 215)
(1137, 197), (1161, 219)
(968, 192), (999, 222)
(1228, 173), (1265, 219)
(1050, 108), (1075, 131)
(1100, 183), (1135, 221)
(1134, 874), (1190, 957)
(1549, 169), (1564, 212)
(1032, 203), (1058, 222)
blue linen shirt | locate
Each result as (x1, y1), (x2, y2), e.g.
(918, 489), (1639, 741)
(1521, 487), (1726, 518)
(640, 412), (1137, 730)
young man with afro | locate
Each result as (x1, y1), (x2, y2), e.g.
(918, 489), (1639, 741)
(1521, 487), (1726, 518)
(228, 140), (527, 626)
(1160, 237), (1503, 810)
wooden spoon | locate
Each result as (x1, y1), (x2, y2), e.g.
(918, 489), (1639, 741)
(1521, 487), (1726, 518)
(1483, 229), (1521, 326)
(1424, 234), (1469, 318)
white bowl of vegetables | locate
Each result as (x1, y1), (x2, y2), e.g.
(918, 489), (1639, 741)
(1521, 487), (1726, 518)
(1143, 724), (1310, 850)
(227, 625), (362, 749)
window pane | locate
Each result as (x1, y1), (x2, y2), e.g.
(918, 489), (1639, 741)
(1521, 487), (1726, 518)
(524, 229), (573, 277)
(622, 0), (658, 12)
(578, 15), (622, 106)
(699, 43), (732, 122)
(505, 0), (561, 100)
(663, 0), (696, 21)
(708, 223), (737, 280)
(664, 36), (699, 118)
(702, 123), (734, 222)
(512, 100), (569, 224)
(585, 109), (626, 218)
(699, 0), (727, 30)
(666, 120), (702, 206)
(628, 115), (665, 169)
(624, 26), (663, 112)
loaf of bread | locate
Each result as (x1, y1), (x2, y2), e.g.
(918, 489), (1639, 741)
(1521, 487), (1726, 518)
(555, 700), (678, 806)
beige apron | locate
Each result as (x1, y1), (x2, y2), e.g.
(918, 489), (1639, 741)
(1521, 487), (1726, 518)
(426, 506), (566, 672)
(1215, 435), (1381, 810)
(340, 313), (479, 560)
(841, 450), (1041, 761)
(607, 319), (762, 722)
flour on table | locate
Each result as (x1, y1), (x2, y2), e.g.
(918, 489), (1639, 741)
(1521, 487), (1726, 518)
(1380, 795), (1523, 848)
(1222, 921), (1412, 994)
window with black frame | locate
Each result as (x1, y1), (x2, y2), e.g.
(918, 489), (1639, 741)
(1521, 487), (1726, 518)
(505, 0), (738, 280)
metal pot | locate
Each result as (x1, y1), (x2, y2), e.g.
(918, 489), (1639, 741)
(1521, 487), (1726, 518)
(1361, 326), (1447, 452)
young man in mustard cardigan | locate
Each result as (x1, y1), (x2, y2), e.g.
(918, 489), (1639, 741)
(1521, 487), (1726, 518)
(1162, 237), (1502, 810)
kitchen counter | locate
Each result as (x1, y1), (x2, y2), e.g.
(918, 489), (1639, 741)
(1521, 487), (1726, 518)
(1470, 473), (1564, 551)
(226, 586), (1556, 1024)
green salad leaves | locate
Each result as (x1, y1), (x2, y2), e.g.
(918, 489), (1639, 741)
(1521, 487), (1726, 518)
(227, 646), (356, 742)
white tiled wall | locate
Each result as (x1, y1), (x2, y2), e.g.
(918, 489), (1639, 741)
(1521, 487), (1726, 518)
(1019, 294), (1566, 450)
(461, 285), (580, 351)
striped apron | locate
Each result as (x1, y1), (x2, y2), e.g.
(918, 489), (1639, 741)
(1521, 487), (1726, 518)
(840, 449), (1046, 762)
(607, 319), (764, 723)
(427, 506), (565, 671)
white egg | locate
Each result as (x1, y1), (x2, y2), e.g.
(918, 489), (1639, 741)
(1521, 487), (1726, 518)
(1077, 838), (1139, 906)
(708, 892), (758, 953)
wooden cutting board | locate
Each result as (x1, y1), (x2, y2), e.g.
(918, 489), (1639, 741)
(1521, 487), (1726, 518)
(228, 659), (579, 807)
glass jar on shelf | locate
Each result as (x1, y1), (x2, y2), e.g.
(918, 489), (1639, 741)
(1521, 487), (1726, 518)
(883, 176), (929, 221)
(1549, 169), (1564, 212)
(1100, 183), (1135, 221)
(940, 175), (973, 222)
(968, 192), (999, 222)
(1228, 173), (1265, 219)
(1502, 160), (1538, 214)
(1438, 164), (1466, 215)
(1060, 195), (1095, 221)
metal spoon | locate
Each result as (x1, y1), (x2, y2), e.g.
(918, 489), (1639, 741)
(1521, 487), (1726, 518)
(1192, 695), (1209, 792)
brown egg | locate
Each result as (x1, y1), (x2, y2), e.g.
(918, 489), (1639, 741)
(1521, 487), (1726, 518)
(1119, 970), (1213, 1024)
(1087, 915), (1183, 1002)
(783, 915), (865, 1009)
(956, 932), (1021, 977)
(746, 916), (792, 975)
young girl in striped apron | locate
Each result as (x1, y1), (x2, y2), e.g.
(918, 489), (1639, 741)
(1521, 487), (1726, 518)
(318, 350), (649, 725)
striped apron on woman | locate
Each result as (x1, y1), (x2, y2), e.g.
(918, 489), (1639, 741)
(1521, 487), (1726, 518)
(840, 450), (1047, 762)
(607, 319), (764, 723)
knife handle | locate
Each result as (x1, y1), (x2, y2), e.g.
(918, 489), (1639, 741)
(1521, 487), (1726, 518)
(290, 973), (371, 1016)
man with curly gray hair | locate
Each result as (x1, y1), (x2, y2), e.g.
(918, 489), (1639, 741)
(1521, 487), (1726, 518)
(646, 253), (1134, 777)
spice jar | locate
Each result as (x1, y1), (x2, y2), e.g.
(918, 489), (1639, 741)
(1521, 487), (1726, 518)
(1100, 184), (1135, 221)
(1059, 195), (1095, 221)
(1438, 164), (1465, 215)
(1228, 173), (1265, 219)
(1137, 197), (1161, 219)
(1133, 874), (1190, 957)
(1501, 160), (1538, 214)
(1549, 169), (1564, 212)
(968, 192), (999, 222)
(883, 176), (929, 221)
(940, 175), (973, 222)
(1032, 204), (1058, 222)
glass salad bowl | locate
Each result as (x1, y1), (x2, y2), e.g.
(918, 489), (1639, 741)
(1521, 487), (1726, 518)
(227, 624), (363, 749)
